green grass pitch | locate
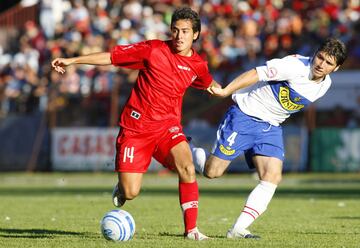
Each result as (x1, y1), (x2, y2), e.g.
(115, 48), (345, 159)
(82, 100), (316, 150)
(0, 172), (359, 248)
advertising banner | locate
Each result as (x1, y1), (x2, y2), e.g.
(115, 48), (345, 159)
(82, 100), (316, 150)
(51, 127), (164, 171)
(311, 128), (360, 172)
(52, 128), (118, 171)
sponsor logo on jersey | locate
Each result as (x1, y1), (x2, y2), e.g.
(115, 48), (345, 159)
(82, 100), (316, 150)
(278, 86), (304, 111)
(177, 65), (191, 71)
(219, 144), (235, 156)
(130, 110), (141, 119)
(169, 126), (180, 133)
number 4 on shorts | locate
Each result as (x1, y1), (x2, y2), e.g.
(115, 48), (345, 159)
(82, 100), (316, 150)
(227, 132), (238, 146)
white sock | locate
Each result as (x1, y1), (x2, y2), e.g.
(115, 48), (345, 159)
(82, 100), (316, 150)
(232, 180), (277, 232)
(189, 144), (207, 175)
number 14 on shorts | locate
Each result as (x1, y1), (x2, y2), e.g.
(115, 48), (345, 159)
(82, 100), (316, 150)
(123, 147), (134, 163)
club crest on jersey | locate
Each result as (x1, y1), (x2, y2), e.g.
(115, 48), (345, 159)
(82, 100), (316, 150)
(130, 110), (141, 119)
(267, 67), (277, 78)
(278, 86), (304, 111)
(219, 144), (235, 156)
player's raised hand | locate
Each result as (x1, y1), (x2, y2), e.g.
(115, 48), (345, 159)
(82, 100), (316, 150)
(51, 58), (72, 74)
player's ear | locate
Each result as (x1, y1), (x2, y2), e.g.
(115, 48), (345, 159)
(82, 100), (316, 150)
(193, 31), (199, 41)
(333, 65), (340, 72)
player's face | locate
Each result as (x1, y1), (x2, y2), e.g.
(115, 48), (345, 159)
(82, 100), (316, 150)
(171, 19), (199, 56)
(311, 51), (339, 81)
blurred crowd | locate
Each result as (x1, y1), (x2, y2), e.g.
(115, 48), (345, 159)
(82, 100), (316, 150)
(0, 0), (359, 127)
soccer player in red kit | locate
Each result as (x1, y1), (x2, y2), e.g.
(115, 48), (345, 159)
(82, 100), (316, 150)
(52, 7), (219, 240)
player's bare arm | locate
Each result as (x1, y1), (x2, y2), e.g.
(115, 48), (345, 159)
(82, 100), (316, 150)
(51, 52), (112, 74)
(209, 68), (259, 98)
(206, 80), (221, 94)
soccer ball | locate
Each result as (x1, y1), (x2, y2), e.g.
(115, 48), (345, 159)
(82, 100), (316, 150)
(100, 209), (136, 241)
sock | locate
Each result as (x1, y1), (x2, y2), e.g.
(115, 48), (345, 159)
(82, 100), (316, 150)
(179, 181), (199, 234)
(232, 180), (277, 231)
(189, 145), (207, 175)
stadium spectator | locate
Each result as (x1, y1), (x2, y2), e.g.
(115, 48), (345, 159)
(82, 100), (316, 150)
(191, 38), (347, 239)
(0, 0), (359, 126)
(51, 6), (220, 241)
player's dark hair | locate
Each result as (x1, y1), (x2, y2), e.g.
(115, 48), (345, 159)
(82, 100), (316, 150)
(171, 7), (201, 42)
(316, 38), (347, 66)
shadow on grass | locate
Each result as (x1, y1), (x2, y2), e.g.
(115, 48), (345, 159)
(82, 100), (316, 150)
(0, 187), (359, 198)
(332, 216), (360, 220)
(158, 232), (184, 238)
(0, 228), (88, 239)
(158, 232), (226, 239)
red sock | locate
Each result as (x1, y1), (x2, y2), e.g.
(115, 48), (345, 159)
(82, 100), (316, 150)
(179, 181), (199, 234)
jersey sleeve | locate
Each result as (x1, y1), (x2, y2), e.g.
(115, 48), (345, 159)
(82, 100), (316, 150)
(256, 56), (300, 82)
(110, 40), (153, 70)
(191, 62), (213, 89)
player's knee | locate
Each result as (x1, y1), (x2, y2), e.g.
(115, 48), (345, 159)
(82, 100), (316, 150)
(204, 171), (221, 179)
(122, 187), (140, 200)
(177, 162), (196, 180)
(260, 171), (282, 185)
(204, 165), (223, 179)
(274, 173), (282, 184)
(204, 171), (217, 179)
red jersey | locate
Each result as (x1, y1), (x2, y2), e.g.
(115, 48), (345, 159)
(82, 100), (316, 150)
(111, 40), (213, 132)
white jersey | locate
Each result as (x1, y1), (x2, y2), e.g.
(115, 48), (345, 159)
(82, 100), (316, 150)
(232, 55), (332, 126)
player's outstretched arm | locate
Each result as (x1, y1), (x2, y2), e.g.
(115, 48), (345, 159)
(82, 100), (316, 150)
(208, 68), (259, 98)
(51, 52), (112, 74)
(206, 80), (221, 93)
(207, 79), (229, 96)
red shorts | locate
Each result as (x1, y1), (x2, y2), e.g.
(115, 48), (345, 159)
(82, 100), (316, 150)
(115, 124), (187, 173)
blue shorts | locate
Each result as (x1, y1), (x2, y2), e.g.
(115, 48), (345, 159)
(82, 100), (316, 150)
(212, 105), (285, 169)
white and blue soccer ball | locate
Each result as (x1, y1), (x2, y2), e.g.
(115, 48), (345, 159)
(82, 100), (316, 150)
(100, 209), (136, 242)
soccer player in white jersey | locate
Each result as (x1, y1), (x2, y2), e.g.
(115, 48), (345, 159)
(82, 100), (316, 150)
(193, 38), (347, 239)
